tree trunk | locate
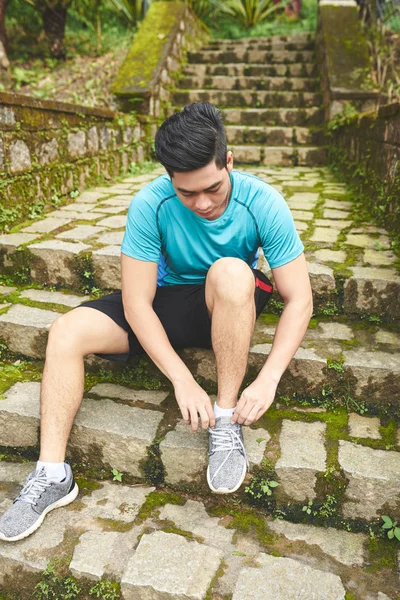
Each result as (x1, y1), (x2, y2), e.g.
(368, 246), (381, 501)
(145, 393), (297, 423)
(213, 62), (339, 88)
(42, 4), (68, 59)
(0, 0), (10, 72)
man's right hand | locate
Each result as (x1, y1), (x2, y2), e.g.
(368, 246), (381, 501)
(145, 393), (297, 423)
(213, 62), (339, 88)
(173, 378), (215, 432)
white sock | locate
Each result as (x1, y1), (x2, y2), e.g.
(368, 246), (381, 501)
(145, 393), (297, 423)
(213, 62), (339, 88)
(214, 402), (235, 419)
(36, 461), (66, 482)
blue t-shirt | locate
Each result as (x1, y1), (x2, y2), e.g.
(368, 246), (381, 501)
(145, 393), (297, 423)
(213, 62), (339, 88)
(121, 170), (304, 286)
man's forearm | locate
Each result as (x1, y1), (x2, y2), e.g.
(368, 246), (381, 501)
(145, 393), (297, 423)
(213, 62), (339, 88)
(257, 298), (313, 385)
(125, 305), (193, 385)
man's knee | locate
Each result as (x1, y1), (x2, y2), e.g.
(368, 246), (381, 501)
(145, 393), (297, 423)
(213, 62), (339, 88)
(46, 310), (88, 356)
(206, 257), (254, 301)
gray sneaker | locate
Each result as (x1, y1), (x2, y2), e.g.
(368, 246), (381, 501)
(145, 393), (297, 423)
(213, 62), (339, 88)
(0, 464), (79, 542)
(207, 416), (249, 493)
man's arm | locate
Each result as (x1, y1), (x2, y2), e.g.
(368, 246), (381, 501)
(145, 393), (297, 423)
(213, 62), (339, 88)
(232, 253), (313, 425)
(121, 254), (215, 431)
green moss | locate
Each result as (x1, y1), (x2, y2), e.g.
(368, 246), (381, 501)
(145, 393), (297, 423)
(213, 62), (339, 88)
(367, 537), (398, 572)
(96, 517), (134, 533)
(112, 2), (190, 95)
(135, 490), (185, 523)
(74, 475), (101, 496)
(204, 560), (226, 600)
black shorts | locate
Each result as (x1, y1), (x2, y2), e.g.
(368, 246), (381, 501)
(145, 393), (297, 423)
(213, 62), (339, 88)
(79, 268), (273, 362)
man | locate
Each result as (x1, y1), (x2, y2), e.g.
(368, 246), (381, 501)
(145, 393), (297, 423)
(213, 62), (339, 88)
(0, 102), (313, 542)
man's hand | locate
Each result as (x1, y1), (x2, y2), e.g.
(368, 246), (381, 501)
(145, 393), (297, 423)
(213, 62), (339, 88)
(174, 378), (215, 432)
(231, 379), (277, 426)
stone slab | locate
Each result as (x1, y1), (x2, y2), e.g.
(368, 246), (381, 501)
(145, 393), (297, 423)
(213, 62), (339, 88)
(363, 249), (396, 266)
(348, 414), (381, 439)
(0, 381), (41, 446)
(121, 531), (224, 600)
(294, 221), (308, 232)
(344, 267), (400, 319)
(324, 200), (352, 210)
(0, 286), (16, 296)
(339, 440), (400, 519)
(79, 481), (155, 522)
(96, 231), (124, 245)
(70, 397), (163, 477)
(307, 261), (336, 293)
(56, 225), (106, 241)
(268, 519), (366, 566)
(0, 304), (59, 358)
(78, 191), (110, 203)
(314, 219), (351, 229)
(0, 233), (38, 249)
(48, 210), (105, 221)
(29, 240), (91, 287)
(158, 499), (234, 552)
(160, 420), (209, 485)
(70, 531), (121, 580)
(314, 249), (347, 263)
(88, 383), (169, 406)
(309, 227), (340, 243)
(232, 553), (346, 600)
(19, 289), (89, 307)
(317, 322), (353, 340)
(59, 202), (97, 213)
(92, 245), (121, 289)
(323, 209), (350, 219)
(21, 217), (73, 234)
(275, 420), (326, 501)
(290, 210), (314, 221)
(345, 234), (391, 250)
(96, 215), (127, 229)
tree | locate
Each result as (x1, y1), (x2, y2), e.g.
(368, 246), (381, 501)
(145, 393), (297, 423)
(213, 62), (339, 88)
(0, 0), (10, 71)
(24, 0), (73, 59)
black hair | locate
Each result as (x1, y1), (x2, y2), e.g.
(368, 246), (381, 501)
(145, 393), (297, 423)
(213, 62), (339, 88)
(154, 102), (227, 176)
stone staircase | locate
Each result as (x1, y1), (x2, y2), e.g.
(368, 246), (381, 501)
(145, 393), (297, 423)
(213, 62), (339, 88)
(174, 33), (326, 166)
(0, 32), (399, 600)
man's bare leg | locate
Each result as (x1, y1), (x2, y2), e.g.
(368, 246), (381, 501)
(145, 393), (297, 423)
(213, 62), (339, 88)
(205, 258), (256, 409)
(39, 307), (129, 462)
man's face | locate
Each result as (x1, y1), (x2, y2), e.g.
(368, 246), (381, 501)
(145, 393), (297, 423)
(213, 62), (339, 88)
(170, 152), (233, 220)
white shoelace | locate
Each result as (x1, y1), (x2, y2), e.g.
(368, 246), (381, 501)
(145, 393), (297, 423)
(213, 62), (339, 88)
(16, 470), (51, 506)
(208, 426), (249, 484)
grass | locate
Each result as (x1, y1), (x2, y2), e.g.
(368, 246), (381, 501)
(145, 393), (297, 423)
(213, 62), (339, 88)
(206, 0), (318, 39)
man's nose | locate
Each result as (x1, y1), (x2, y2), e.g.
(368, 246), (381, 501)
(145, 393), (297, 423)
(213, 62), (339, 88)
(195, 194), (211, 210)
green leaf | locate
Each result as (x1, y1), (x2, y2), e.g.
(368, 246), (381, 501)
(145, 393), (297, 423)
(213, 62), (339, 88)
(256, 437), (265, 444)
(394, 528), (400, 542)
(231, 551), (246, 556)
(388, 529), (394, 539)
(268, 481), (279, 487)
(381, 515), (393, 526)
(382, 522), (393, 529)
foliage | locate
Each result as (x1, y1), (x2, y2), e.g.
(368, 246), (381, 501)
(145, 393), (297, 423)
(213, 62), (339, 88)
(363, 20), (400, 103)
(89, 580), (120, 599)
(327, 103), (359, 132)
(34, 563), (80, 600)
(219, 0), (287, 29)
(381, 515), (400, 541)
(111, 468), (123, 481)
(184, 0), (219, 20)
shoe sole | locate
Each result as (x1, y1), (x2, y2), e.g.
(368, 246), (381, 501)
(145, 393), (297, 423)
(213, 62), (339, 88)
(0, 483), (79, 542)
(207, 463), (247, 494)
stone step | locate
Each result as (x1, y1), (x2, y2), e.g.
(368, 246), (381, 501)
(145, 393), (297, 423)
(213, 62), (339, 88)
(179, 74), (320, 92)
(225, 125), (325, 147)
(231, 145), (327, 166)
(183, 63), (318, 78)
(187, 49), (315, 64)
(0, 381), (399, 521)
(221, 107), (324, 126)
(0, 296), (399, 408)
(210, 32), (316, 45)
(0, 166), (398, 322)
(206, 39), (315, 52)
(172, 89), (322, 109)
(2, 461), (398, 599)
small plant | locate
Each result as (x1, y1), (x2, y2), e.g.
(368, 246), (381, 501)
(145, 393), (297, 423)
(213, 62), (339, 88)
(34, 563), (80, 600)
(302, 499), (314, 515)
(381, 515), (400, 541)
(327, 359), (345, 374)
(70, 190), (80, 199)
(245, 478), (278, 499)
(111, 468), (123, 482)
(89, 580), (120, 599)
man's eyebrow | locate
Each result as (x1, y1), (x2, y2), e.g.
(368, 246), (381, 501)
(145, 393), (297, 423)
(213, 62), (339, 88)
(177, 180), (223, 194)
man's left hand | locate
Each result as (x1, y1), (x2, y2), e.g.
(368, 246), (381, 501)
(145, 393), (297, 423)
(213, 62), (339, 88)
(231, 379), (277, 426)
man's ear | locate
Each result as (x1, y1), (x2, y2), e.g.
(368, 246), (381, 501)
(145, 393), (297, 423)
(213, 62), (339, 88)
(226, 150), (234, 172)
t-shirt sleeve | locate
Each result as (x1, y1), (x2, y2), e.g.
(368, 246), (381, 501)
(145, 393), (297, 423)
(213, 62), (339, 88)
(258, 189), (304, 269)
(121, 194), (161, 262)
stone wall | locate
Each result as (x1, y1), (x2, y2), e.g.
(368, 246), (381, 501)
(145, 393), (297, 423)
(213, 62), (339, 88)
(329, 102), (400, 234)
(0, 92), (152, 223)
(316, 0), (378, 120)
(111, 1), (208, 116)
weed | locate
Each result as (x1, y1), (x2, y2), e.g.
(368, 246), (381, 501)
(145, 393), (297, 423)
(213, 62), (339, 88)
(381, 515), (400, 541)
(89, 580), (120, 599)
(111, 468), (123, 482)
(302, 499), (314, 515)
(327, 359), (345, 374)
(34, 562), (80, 600)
